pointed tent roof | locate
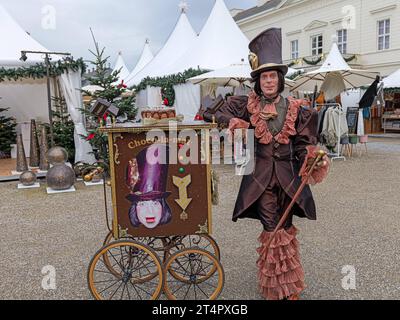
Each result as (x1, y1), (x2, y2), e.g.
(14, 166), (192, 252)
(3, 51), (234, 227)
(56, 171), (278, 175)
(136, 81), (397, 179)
(112, 51), (130, 83)
(382, 68), (400, 88)
(291, 42), (379, 93)
(308, 42), (352, 74)
(163, 0), (249, 75)
(126, 10), (197, 86)
(126, 39), (154, 84)
(0, 5), (52, 67)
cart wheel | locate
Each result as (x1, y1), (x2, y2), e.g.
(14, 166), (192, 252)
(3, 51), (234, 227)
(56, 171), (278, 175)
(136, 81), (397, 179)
(103, 231), (115, 246)
(163, 248), (224, 300)
(103, 231), (167, 253)
(167, 235), (220, 283)
(169, 234), (221, 260)
(88, 240), (164, 300)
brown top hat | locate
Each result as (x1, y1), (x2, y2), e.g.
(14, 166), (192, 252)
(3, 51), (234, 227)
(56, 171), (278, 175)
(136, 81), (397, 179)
(248, 27), (288, 78)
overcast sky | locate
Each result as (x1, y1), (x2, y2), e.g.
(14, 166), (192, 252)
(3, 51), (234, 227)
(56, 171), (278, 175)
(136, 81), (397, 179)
(0, 0), (256, 69)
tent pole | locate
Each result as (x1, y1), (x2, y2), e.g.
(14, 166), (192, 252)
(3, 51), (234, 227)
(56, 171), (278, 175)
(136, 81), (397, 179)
(45, 54), (55, 147)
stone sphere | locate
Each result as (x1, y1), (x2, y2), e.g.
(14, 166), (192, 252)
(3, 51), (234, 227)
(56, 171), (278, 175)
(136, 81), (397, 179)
(46, 164), (75, 190)
(47, 147), (68, 165)
(20, 171), (37, 186)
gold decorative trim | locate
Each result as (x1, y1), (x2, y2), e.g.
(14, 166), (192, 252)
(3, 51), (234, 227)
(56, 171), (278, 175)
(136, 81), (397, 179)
(113, 143), (121, 165)
(118, 225), (129, 238)
(113, 133), (124, 143)
(195, 220), (209, 234)
(205, 129), (213, 235)
(108, 133), (119, 240)
(99, 123), (217, 134)
(248, 52), (259, 70)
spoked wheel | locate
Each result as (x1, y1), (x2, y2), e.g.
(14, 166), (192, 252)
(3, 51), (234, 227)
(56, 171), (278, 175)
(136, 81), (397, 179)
(167, 235), (221, 283)
(103, 231), (115, 246)
(168, 234), (221, 260)
(88, 240), (164, 300)
(163, 248), (224, 300)
(102, 232), (168, 277)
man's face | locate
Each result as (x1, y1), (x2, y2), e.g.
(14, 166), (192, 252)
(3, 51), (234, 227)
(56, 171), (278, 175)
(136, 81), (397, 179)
(260, 70), (279, 98)
(136, 200), (163, 229)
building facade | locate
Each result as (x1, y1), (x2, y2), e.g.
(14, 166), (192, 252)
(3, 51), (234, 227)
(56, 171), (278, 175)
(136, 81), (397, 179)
(234, 0), (400, 76)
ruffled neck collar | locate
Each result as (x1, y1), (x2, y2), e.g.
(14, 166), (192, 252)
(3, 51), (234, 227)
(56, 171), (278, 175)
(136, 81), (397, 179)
(247, 91), (303, 145)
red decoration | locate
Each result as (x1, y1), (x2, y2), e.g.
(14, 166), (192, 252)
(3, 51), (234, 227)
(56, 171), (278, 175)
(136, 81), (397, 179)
(194, 114), (204, 121)
(117, 80), (127, 89)
(86, 133), (96, 141)
(103, 112), (109, 121)
(163, 98), (169, 106)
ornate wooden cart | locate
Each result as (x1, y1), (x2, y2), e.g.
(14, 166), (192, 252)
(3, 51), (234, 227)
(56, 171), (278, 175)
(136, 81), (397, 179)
(87, 121), (224, 300)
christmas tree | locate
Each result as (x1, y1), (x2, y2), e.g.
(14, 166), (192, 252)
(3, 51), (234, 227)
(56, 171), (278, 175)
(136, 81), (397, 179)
(0, 107), (17, 159)
(82, 29), (137, 166)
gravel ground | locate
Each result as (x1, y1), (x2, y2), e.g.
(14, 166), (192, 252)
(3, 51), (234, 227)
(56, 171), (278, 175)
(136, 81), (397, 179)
(0, 137), (399, 300)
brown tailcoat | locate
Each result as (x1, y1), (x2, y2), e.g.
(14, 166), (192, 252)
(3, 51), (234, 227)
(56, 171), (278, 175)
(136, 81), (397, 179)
(215, 95), (319, 222)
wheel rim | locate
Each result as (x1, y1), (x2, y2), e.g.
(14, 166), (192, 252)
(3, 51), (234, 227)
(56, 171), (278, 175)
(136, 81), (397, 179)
(102, 233), (166, 282)
(88, 240), (164, 300)
(163, 248), (224, 300)
(167, 235), (220, 283)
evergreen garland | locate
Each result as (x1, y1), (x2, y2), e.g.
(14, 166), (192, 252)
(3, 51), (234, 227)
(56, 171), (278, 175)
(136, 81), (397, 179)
(132, 68), (209, 106)
(302, 56), (323, 66)
(384, 88), (400, 94)
(0, 58), (86, 82)
(0, 108), (17, 158)
(344, 55), (356, 63)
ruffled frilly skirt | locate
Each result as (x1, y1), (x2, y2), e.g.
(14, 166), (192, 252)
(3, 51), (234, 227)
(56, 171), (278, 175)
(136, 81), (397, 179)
(257, 225), (306, 300)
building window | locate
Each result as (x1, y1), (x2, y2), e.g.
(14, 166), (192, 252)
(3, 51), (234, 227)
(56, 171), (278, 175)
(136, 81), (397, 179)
(337, 29), (347, 54)
(311, 34), (323, 56)
(291, 40), (299, 59)
(378, 19), (390, 50)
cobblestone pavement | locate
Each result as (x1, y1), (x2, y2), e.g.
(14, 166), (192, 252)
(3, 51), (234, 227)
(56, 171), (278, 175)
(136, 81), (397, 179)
(0, 138), (399, 300)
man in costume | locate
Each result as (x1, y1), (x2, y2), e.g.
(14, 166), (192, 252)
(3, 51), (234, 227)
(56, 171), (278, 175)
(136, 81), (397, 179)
(214, 28), (329, 300)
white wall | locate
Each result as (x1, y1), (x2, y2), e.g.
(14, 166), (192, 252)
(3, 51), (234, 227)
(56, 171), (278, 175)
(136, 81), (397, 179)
(237, 0), (400, 77)
(0, 79), (49, 123)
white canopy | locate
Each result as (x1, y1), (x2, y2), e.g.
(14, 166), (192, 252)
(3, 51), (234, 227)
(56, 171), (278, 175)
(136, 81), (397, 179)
(189, 62), (252, 87)
(291, 42), (379, 98)
(0, 5), (54, 67)
(0, 5), (53, 123)
(382, 68), (400, 88)
(188, 62), (296, 89)
(125, 40), (154, 86)
(112, 52), (130, 83)
(163, 0), (249, 75)
(125, 10), (197, 86)
(0, 5), (94, 162)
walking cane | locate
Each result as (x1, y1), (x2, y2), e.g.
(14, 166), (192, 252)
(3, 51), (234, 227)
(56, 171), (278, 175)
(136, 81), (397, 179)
(264, 149), (327, 250)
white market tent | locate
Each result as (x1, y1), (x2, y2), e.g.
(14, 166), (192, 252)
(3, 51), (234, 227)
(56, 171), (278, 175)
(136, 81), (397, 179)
(132, 0), (251, 121)
(163, 0), (249, 75)
(382, 68), (400, 88)
(125, 9), (197, 87)
(291, 42), (379, 99)
(0, 5), (54, 123)
(112, 51), (130, 83)
(0, 5), (95, 163)
(125, 39), (154, 86)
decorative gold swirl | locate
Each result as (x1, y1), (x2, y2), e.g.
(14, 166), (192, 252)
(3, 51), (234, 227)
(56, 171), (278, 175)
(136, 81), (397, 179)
(248, 52), (259, 70)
